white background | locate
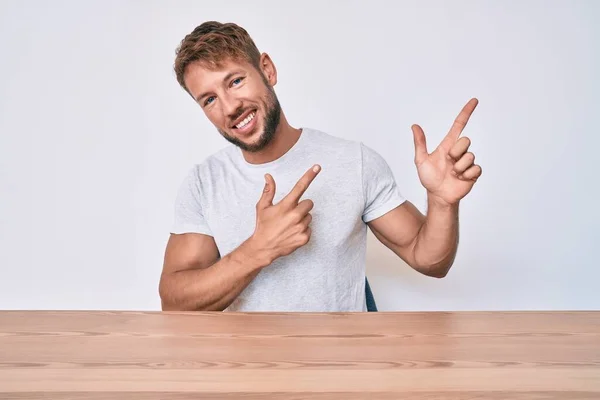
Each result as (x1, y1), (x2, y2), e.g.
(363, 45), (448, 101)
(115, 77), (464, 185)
(1, 0), (598, 311)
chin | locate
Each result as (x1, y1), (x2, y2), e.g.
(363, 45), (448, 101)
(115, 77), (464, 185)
(240, 132), (269, 153)
(220, 127), (266, 153)
(233, 124), (261, 140)
(219, 102), (280, 152)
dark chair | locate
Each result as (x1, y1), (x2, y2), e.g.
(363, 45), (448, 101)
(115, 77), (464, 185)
(365, 277), (378, 312)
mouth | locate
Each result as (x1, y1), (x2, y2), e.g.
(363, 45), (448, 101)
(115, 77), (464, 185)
(231, 109), (258, 135)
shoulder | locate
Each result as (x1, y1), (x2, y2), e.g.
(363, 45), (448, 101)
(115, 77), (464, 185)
(304, 127), (358, 146)
(173, 145), (239, 201)
(304, 127), (386, 164)
(302, 127), (362, 158)
(186, 145), (239, 180)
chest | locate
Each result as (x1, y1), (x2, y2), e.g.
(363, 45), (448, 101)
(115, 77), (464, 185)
(202, 167), (365, 256)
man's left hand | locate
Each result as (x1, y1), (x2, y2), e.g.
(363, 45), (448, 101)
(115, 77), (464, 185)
(412, 97), (482, 206)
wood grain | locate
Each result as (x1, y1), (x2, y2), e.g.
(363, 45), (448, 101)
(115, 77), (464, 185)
(0, 311), (598, 399)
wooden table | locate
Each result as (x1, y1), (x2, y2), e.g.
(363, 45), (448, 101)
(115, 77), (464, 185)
(0, 311), (599, 399)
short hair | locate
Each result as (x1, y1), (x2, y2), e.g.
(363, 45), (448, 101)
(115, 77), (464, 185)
(174, 21), (262, 94)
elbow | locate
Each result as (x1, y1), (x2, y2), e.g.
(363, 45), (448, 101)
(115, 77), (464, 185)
(409, 241), (456, 280)
(428, 267), (450, 279)
(413, 249), (456, 279)
(414, 261), (452, 279)
(427, 260), (454, 278)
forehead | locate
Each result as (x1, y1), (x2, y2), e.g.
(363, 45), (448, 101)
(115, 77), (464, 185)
(184, 58), (254, 96)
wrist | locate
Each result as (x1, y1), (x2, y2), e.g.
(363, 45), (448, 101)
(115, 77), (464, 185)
(427, 192), (459, 212)
(236, 236), (273, 271)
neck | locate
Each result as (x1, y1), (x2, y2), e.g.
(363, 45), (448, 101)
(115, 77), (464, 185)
(241, 113), (302, 165)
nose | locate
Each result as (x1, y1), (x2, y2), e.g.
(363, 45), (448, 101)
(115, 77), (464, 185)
(221, 94), (244, 123)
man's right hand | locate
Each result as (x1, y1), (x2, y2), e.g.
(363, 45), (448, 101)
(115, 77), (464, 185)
(160, 164), (321, 311)
(245, 164), (321, 266)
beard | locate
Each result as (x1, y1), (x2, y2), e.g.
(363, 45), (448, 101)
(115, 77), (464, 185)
(218, 86), (281, 153)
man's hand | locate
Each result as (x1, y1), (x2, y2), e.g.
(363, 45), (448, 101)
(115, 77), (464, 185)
(412, 98), (483, 206)
(245, 164), (321, 266)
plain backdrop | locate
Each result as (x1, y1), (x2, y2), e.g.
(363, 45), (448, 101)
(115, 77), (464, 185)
(1, 0), (598, 311)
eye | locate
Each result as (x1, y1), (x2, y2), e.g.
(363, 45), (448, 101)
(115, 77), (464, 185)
(231, 77), (244, 86)
(204, 96), (215, 106)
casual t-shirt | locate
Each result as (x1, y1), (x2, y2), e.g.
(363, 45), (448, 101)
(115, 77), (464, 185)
(171, 127), (406, 311)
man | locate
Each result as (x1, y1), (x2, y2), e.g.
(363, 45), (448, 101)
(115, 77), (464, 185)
(158, 21), (482, 312)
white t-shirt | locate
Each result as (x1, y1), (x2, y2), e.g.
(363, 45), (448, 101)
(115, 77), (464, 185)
(171, 127), (406, 311)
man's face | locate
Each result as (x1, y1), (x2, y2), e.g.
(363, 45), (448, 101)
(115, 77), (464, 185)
(184, 57), (281, 153)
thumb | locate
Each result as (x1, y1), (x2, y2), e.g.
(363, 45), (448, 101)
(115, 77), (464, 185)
(256, 173), (276, 210)
(412, 124), (428, 165)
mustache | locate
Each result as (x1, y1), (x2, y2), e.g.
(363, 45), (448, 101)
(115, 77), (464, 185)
(229, 106), (257, 125)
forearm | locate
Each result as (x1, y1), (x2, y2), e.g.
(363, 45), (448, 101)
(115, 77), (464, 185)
(412, 194), (460, 277)
(159, 240), (267, 311)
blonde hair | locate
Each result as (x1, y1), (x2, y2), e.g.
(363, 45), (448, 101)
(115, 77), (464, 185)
(174, 21), (262, 93)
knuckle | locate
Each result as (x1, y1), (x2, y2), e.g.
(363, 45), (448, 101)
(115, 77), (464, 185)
(454, 118), (466, 129)
(300, 233), (310, 245)
(296, 182), (307, 192)
(291, 210), (303, 223)
(300, 199), (314, 211)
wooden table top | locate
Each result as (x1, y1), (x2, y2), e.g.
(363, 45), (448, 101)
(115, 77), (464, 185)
(0, 311), (599, 399)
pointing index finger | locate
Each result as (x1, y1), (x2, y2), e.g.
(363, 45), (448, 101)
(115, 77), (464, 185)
(283, 164), (321, 205)
(441, 98), (478, 150)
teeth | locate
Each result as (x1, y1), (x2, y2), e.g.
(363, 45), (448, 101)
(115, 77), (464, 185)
(236, 112), (255, 129)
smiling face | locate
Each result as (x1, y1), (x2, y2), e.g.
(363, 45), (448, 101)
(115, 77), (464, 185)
(184, 56), (282, 153)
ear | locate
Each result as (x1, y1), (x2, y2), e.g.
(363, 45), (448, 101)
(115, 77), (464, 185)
(259, 53), (277, 86)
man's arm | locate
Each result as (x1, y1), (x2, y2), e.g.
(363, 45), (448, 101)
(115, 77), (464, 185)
(158, 233), (267, 311)
(159, 165), (322, 311)
(367, 197), (458, 278)
(367, 98), (482, 278)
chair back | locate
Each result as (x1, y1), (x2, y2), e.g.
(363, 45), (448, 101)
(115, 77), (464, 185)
(365, 277), (377, 312)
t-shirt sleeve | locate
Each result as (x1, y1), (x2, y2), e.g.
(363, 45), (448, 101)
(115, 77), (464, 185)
(360, 143), (406, 223)
(170, 166), (213, 236)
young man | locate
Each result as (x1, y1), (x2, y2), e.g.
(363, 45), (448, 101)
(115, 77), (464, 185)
(158, 21), (482, 312)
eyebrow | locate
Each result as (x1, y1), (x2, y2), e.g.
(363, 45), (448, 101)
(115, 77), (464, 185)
(195, 71), (243, 103)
